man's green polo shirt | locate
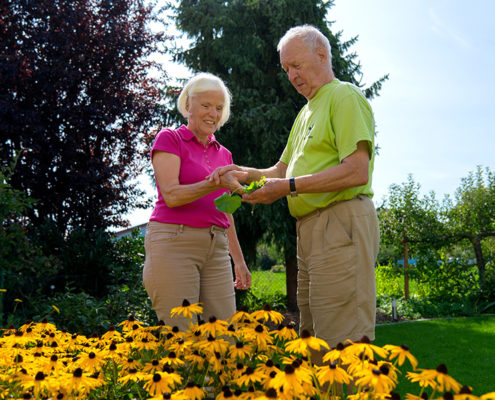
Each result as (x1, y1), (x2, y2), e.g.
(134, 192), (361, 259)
(280, 78), (375, 218)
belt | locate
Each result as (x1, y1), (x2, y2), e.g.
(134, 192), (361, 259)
(295, 195), (365, 222)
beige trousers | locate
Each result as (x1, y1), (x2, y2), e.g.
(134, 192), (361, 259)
(143, 221), (236, 331)
(296, 195), (380, 348)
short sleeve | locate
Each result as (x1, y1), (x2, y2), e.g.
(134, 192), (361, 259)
(151, 129), (181, 160)
(332, 90), (374, 162)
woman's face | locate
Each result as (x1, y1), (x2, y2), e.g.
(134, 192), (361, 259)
(186, 90), (225, 140)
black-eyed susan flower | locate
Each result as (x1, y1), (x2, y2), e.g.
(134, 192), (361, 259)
(384, 344), (418, 370)
(243, 324), (273, 351)
(149, 392), (184, 400)
(284, 329), (329, 357)
(480, 393), (495, 400)
(143, 371), (183, 396)
(228, 341), (252, 361)
(255, 387), (279, 400)
(171, 299), (203, 319)
(199, 316), (229, 337)
(143, 359), (166, 374)
(118, 368), (148, 385)
(269, 364), (310, 398)
(235, 366), (265, 388)
(61, 367), (103, 395)
(178, 381), (206, 400)
(316, 362), (352, 386)
(19, 370), (56, 398)
(250, 304), (284, 325)
(76, 350), (106, 373)
(344, 335), (388, 360)
(406, 370), (437, 390)
(200, 335), (230, 355)
(216, 386), (235, 400)
(184, 350), (207, 369)
(163, 351), (185, 368)
(454, 385), (480, 400)
(271, 322), (299, 342)
(101, 326), (122, 342)
(119, 314), (144, 333)
(229, 306), (251, 325)
(355, 367), (396, 393)
(429, 364), (462, 393)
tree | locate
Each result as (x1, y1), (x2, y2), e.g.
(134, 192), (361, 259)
(0, 0), (168, 232)
(167, 0), (388, 310)
(379, 175), (444, 299)
(446, 166), (495, 292)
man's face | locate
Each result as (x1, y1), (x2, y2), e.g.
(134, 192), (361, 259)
(280, 38), (327, 100)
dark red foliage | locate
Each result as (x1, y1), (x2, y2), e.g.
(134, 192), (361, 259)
(0, 0), (169, 231)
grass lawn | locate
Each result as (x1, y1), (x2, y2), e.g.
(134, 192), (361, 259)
(251, 270), (286, 296)
(374, 316), (495, 395)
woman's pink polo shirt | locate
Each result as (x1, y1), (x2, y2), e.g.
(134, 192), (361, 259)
(149, 125), (232, 229)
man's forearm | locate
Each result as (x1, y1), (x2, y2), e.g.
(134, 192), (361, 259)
(241, 161), (287, 183)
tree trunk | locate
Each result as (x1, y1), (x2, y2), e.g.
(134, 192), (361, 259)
(470, 236), (486, 289)
(403, 240), (410, 300)
(284, 250), (298, 312)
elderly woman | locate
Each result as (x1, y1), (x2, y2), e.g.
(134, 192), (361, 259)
(143, 73), (251, 330)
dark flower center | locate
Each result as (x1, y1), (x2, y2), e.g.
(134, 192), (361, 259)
(266, 388), (278, 399)
(436, 364), (448, 374)
(35, 371), (45, 380)
(153, 373), (162, 382)
(89, 352), (96, 359)
(263, 304), (272, 311)
(301, 329), (311, 339)
(400, 344), (409, 351)
(182, 299), (191, 307)
(360, 335), (371, 343)
(255, 324), (264, 333)
(284, 365), (295, 374)
(73, 368), (83, 378)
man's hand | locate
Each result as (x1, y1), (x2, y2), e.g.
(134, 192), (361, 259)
(234, 261), (252, 290)
(206, 164), (241, 185)
(242, 178), (289, 204)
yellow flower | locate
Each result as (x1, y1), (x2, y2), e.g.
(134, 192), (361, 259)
(383, 344), (418, 369)
(269, 364), (311, 398)
(344, 336), (388, 360)
(406, 370), (437, 390)
(454, 385), (481, 400)
(271, 321), (299, 342)
(316, 362), (352, 385)
(229, 307), (252, 325)
(163, 351), (185, 367)
(355, 366), (395, 393)
(243, 324), (274, 351)
(118, 368), (148, 385)
(76, 350), (106, 373)
(255, 388), (279, 400)
(52, 305), (60, 313)
(143, 371), (183, 396)
(119, 314), (144, 333)
(235, 366), (265, 388)
(228, 341), (253, 361)
(200, 335), (230, 356)
(284, 329), (329, 357)
(171, 299), (204, 319)
(0, 288), (6, 292)
(429, 364), (462, 393)
(481, 393), (495, 400)
(15, 298), (23, 302)
(250, 304), (284, 325)
(178, 382), (206, 400)
(199, 316), (229, 337)
(101, 326), (123, 342)
(60, 367), (103, 395)
(19, 370), (56, 398)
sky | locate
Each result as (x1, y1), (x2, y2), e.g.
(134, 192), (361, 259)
(124, 0), (495, 227)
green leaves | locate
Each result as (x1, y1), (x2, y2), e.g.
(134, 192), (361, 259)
(214, 177), (266, 214)
(214, 192), (242, 214)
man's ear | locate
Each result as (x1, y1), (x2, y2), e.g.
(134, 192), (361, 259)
(316, 46), (327, 64)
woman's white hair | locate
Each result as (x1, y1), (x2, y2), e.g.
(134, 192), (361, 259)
(277, 25), (332, 66)
(177, 72), (231, 128)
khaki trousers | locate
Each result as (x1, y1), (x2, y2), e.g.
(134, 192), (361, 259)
(143, 221), (236, 331)
(296, 195), (380, 348)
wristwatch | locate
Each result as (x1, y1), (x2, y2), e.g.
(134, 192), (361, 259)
(289, 177), (298, 197)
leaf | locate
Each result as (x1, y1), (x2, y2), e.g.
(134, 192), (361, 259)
(214, 192), (242, 214)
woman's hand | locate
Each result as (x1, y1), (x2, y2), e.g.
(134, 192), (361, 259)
(234, 261), (252, 290)
(219, 170), (248, 193)
(207, 164), (242, 185)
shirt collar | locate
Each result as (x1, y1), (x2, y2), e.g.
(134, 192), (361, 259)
(178, 125), (221, 150)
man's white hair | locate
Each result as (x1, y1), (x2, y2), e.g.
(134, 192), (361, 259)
(277, 24), (332, 65)
(177, 72), (231, 128)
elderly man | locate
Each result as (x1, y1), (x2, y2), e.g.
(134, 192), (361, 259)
(210, 25), (380, 350)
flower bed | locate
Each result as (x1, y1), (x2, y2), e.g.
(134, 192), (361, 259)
(1, 302), (494, 399)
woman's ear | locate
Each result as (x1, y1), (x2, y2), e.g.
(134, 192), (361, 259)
(185, 98), (190, 112)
